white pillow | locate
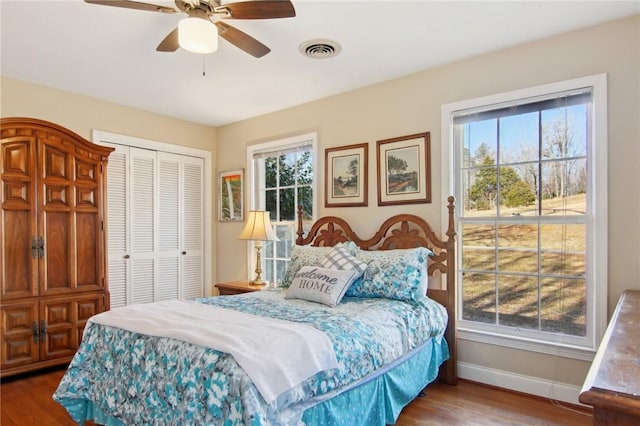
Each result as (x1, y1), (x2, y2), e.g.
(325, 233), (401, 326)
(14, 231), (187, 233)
(285, 266), (360, 307)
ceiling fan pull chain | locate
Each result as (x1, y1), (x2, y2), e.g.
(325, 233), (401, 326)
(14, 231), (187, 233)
(202, 56), (206, 77)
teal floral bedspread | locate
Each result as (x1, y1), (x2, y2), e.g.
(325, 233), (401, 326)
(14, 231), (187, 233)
(53, 290), (447, 425)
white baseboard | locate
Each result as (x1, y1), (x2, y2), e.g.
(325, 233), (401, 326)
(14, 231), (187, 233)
(457, 362), (584, 406)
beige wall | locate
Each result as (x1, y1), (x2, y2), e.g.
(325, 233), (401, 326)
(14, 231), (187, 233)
(216, 15), (640, 388)
(0, 77), (218, 293)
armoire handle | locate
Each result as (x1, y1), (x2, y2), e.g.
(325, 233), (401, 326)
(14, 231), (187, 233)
(40, 320), (47, 341)
(31, 237), (38, 259)
(37, 236), (44, 258)
(32, 322), (39, 343)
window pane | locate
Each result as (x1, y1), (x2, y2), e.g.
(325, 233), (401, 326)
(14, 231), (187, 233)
(541, 277), (586, 336)
(499, 111), (539, 164)
(469, 164), (498, 214)
(461, 224), (495, 271)
(296, 151), (313, 185)
(498, 274), (538, 330)
(275, 224), (294, 258)
(279, 188), (295, 221)
(540, 224), (586, 276)
(264, 240), (274, 258)
(278, 153), (295, 186)
(541, 106), (587, 160)
(466, 119), (497, 166)
(462, 272), (496, 324)
(265, 157), (277, 188)
(498, 165), (537, 216)
(497, 224), (538, 274)
(540, 159), (586, 215)
(264, 258), (274, 283)
(265, 189), (277, 220)
(297, 186), (313, 220)
(276, 260), (288, 285)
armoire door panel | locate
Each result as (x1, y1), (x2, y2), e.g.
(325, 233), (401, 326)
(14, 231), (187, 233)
(44, 184), (68, 206)
(1, 210), (37, 299)
(75, 294), (104, 345)
(41, 144), (68, 180)
(1, 138), (38, 300)
(0, 301), (39, 369)
(42, 211), (71, 292)
(75, 160), (96, 183)
(2, 140), (32, 175)
(41, 299), (75, 360)
(76, 186), (96, 206)
(76, 212), (98, 288)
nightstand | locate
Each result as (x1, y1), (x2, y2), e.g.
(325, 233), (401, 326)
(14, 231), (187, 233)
(215, 281), (270, 296)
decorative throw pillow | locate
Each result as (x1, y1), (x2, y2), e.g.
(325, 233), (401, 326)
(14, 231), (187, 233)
(319, 246), (368, 276)
(280, 241), (359, 288)
(346, 247), (433, 302)
(285, 266), (360, 307)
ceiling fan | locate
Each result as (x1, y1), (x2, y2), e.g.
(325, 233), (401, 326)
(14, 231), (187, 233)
(85, 0), (296, 57)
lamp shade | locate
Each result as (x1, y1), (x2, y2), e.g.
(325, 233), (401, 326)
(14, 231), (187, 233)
(238, 211), (279, 242)
(178, 16), (218, 54)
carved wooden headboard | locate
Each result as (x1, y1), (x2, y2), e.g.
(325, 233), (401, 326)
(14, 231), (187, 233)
(295, 196), (457, 385)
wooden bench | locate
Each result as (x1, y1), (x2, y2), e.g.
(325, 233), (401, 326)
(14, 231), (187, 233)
(579, 290), (640, 425)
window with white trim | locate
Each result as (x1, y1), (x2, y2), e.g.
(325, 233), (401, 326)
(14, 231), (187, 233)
(247, 133), (317, 285)
(442, 75), (607, 357)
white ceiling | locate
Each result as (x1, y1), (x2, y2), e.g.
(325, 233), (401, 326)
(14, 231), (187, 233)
(1, 1), (638, 127)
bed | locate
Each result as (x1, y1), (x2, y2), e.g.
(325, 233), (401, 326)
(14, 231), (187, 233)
(53, 197), (457, 425)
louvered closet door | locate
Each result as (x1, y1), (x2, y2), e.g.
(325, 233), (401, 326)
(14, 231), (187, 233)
(157, 153), (204, 300)
(157, 153), (180, 301)
(181, 155), (204, 299)
(105, 145), (128, 308)
(129, 148), (157, 304)
(105, 142), (204, 308)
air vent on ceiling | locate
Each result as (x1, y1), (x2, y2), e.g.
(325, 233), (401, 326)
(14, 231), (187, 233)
(299, 39), (341, 59)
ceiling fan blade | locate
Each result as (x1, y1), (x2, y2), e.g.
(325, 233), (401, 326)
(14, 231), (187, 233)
(215, 22), (270, 58)
(218, 0), (295, 19)
(157, 28), (179, 52)
(84, 0), (177, 14)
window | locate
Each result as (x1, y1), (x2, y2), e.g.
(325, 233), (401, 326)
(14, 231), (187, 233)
(442, 75), (607, 357)
(247, 133), (317, 284)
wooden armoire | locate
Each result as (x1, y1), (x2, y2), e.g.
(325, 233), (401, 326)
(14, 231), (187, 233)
(0, 117), (114, 377)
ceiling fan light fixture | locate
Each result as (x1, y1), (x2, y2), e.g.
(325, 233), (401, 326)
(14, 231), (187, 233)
(178, 16), (218, 54)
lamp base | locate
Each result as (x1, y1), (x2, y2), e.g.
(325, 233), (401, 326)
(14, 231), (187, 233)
(250, 278), (267, 286)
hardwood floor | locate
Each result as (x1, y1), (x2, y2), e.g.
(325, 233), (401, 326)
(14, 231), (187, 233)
(1, 367), (592, 425)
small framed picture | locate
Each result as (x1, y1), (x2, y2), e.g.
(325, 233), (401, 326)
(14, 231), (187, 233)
(325, 143), (368, 207)
(377, 132), (431, 206)
(219, 169), (244, 221)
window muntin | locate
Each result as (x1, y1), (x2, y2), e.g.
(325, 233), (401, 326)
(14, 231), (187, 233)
(250, 137), (315, 285)
(455, 88), (592, 343)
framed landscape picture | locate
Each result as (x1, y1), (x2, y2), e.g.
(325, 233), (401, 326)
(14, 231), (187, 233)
(377, 132), (431, 206)
(325, 143), (368, 207)
(219, 169), (244, 221)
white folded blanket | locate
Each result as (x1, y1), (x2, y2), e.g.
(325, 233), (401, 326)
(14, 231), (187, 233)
(88, 299), (338, 404)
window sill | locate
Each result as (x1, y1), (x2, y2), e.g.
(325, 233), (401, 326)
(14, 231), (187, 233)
(458, 327), (597, 362)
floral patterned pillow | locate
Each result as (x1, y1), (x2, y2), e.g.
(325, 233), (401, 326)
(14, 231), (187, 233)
(346, 247), (433, 301)
(281, 241), (359, 288)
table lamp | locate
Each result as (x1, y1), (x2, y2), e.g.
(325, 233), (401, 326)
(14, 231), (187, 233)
(238, 210), (279, 285)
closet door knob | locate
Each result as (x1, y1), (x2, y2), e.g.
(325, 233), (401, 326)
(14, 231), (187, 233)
(182, 251), (187, 255)
(124, 254), (130, 259)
